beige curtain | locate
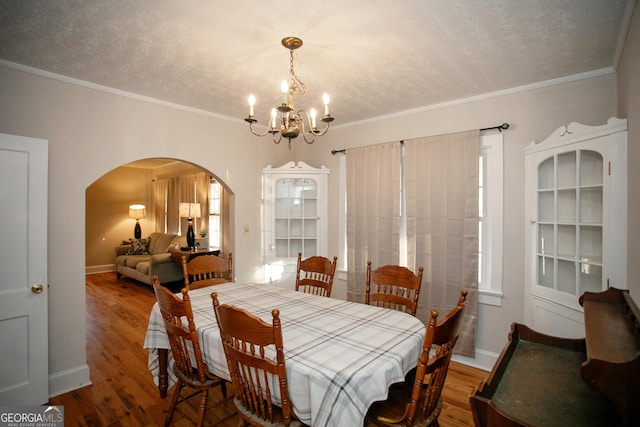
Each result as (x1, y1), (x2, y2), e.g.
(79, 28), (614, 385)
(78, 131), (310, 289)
(153, 178), (168, 233)
(346, 141), (401, 303)
(404, 130), (479, 357)
(195, 172), (210, 235)
(166, 177), (180, 234)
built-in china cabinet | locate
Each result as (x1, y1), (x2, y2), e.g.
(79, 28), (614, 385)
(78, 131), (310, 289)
(524, 118), (627, 338)
(263, 161), (329, 286)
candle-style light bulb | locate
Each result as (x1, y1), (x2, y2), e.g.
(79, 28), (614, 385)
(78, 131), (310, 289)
(248, 94), (255, 117)
(270, 108), (278, 129)
(323, 92), (330, 116)
(310, 108), (317, 129)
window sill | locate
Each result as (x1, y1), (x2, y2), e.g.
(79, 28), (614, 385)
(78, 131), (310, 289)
(478, 289), (503, 306)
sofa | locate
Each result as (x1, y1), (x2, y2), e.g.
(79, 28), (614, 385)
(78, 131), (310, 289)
(114, 232), (187, 285)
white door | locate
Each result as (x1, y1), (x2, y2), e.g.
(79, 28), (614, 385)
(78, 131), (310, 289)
(0, 133), (49, 404)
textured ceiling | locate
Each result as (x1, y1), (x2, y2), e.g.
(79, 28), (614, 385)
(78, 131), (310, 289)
(0, 0), (634, 126)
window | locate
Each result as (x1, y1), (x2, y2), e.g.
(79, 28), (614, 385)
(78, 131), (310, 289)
(478, 133), (504, 306)
(208, 180), (221, 249)
(338, 133), (504, 305)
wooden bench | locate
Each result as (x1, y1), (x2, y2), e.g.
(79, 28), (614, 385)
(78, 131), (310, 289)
(470, 288), (640, 427)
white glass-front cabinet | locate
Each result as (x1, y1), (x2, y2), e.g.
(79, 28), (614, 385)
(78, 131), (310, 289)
(524, 118), (627, 338)
(263, 161), (329, 286)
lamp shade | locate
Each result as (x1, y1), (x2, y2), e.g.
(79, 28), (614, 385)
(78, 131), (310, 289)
(128, 204), (146, 220)
(179, 202), (201, 219)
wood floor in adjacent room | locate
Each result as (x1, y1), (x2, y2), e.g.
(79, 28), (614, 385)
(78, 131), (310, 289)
(50, 272), (488, 426)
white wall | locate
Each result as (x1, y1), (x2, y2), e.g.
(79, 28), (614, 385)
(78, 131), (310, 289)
(0, 58), (628, 392)
(617, 3), (640, 297)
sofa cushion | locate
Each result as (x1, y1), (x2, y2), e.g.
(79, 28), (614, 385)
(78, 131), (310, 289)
(126, 238), (150, 255)
(125, 255), (151, 268)
(136, 261), (150, 275)
(148, 233), (178, 255)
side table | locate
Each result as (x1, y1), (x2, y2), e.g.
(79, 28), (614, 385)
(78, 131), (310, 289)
(169, 248), (220, 266)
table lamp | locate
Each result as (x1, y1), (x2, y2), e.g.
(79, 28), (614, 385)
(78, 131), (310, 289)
(179, 202), (201, 249)
(128, 204), (146, 239)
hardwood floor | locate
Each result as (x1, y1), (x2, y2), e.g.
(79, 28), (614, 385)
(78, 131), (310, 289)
(50, 272), (488, 426)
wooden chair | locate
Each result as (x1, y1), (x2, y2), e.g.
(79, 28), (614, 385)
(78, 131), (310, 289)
(365, 289), (469, 426)
(152, 276), (227, 427)
(182, 252), (233, 290)
(295, 252), (337, 297)
(211, 292), (305, 427)
(365, 261), (424, 316)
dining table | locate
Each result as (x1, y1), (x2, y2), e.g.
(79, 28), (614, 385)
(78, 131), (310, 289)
(143, 282), (425, 427)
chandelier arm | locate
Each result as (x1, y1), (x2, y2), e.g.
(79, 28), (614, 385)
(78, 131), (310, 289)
(297, 109), (331, 138)
(296, 117), (316, 144)
(247, 120), (273, 137)
(272, 132), (282, 144)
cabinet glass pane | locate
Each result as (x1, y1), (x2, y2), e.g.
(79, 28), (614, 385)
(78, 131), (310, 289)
(537, 256), (554, 288)
(275, 219), (288, 237)
(290, 239), (302, 256)
(557, 189), (576, 223)
(303, 239), (317, 257)
(557, 260), (576, 295)
(579, 226), (602, 262)
(275, 199), (289, 218)
(557, 152), (576, 188)
(579, 188), (602, 224)
(304, 199), (318, 218)
(304, 219), (317, 237)
(579, 264), (602, 294)
(538, 158), (554, 189)
(275, 179), (290, 198)
(302, 184), (317, 198)
(290, 199), (302, 218)
(539, 224), (554, 255)
(557, 225), (576, 258)
(579, 150), (603, 186)
(275, 240), (288, 258)
(538, 191), (554, 222)
(290, 219), (302, 237)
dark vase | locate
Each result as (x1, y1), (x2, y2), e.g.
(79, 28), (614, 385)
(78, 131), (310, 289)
(186, 220), (195, 248)
(134, 221), (141, 239)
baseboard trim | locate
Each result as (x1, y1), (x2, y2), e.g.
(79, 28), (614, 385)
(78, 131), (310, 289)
(86, 264), (114, 274)
(453, 348), (498, 372)
(49, 364), (92, 398)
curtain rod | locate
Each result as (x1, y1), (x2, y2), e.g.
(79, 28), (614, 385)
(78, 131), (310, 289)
(331, 122), (510, 155)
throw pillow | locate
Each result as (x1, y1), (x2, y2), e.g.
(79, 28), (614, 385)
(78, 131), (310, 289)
(126, 238), (150, 255)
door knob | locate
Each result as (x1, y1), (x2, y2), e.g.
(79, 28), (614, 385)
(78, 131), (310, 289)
(31, 283), (44, 294)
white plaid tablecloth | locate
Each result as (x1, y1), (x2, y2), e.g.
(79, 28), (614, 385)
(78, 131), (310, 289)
(144, 282), (425, 427)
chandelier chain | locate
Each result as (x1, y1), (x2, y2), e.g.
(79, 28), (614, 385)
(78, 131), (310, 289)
(289, 48), (306, 97)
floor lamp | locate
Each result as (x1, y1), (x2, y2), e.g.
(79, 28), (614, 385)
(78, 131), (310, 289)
(179, 202), (201, 249)
(128, 204), (146, 239)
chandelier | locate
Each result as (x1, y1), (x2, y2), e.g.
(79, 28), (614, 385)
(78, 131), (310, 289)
(245, 37), (334, 149)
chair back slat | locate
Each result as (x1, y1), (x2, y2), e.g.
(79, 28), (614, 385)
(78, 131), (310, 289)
(212, 293), (295, 426)
(365, 261), (424, 316)
(409, 290), (468, 426)
(182, 252), (233, 289)
(153, 278), (207, 383)
(295, 253), (337, 297)
(365, 289), (468, 427)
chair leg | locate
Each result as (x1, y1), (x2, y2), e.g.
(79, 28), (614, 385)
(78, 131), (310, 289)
(221, 381), (227, 398)
(195, 389), (209, 427)
(164, 380), (183, 427)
